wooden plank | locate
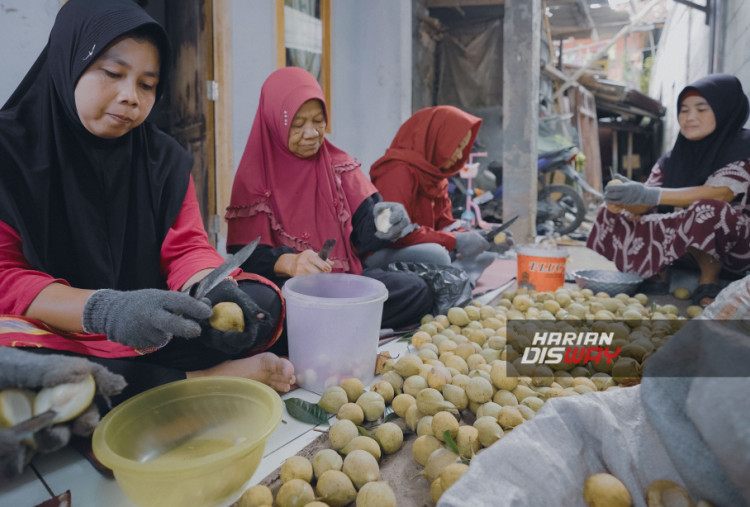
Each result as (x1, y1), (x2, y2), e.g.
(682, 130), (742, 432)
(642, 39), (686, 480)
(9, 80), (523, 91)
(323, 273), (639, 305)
(213, 0), (233, 244)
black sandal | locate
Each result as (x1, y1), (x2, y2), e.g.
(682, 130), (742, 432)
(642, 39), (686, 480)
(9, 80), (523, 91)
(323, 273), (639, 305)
(638, 269), (671, 295)
(691, 283), (722, 308)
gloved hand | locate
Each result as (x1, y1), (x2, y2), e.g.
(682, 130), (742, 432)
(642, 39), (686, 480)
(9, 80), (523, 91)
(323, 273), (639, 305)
(373, 202), (419, 242)
(198, 280), (273, 356)
(0, 348), (126, 479)
(604, 180), (661, 206)
(82, 289), (212, 349)
(488, 229), (515, 255)
(453, 231), (491, 258)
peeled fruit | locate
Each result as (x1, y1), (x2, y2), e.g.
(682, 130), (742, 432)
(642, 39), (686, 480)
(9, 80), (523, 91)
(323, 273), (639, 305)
(583, 473), (633, 507)
(319, 386), (349, 414)
(337, 402), (364, 425)
(280, 455), (313, 484)
(356, 391), (386, 421)
(455, 425), (480, 457)
(494, 232), (507, 245)
(316, 470), (357, 507)
(329, 419), (359, 451)
(375, 207), (392, 233)
(432, 411), (459, 443)
(440, 462), (470, 491)
(312, 448), (343, 479)
(416, 388), (456, 416)
(465, 376), (493, 404)
(342, 449), (379, 489)
(0, 388), (35, 427)
(276, 479), (315, 507)
(237, 484), (273, 507)
(209, 302), (245, 332)
(431, 477), (445, 503)
(391, 393), (416, 418)
(356, 481), (397, 507)
(447, 307), (471, 326)
(341, 435), (382, 461)
(394, 354), (423, 378)
(686, 305), (703, 318)
(374, 422), (403, 454)
(606, 179), (624, 187)
(672, 287), (691, 300)
(34, 373), (95, 423)
(370, 380), (394, 404)
(423, 448), (460, 482)
(646, 479), (694, 507)
(340, 377), (364, 402)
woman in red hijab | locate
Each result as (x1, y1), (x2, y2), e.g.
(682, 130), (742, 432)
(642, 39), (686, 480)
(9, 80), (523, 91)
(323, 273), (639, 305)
(369, 106), (493, 265)
(226, 68), (432, 339)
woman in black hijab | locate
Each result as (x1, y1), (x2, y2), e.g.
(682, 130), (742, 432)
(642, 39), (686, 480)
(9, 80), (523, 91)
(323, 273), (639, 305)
(0, 0), (295, 399)
(587, 74), (750, 307)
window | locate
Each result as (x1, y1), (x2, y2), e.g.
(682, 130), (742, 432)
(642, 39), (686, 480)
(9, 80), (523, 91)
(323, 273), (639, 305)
(277, 0), (331, 128)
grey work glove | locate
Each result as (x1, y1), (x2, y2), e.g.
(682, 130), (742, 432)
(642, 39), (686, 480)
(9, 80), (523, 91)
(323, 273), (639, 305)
(198, 280), (273, 356)
(82, 288), (212, 349)
(604, 180), (662, 206)
(487, 229), (515, 255)
(373, 201), (419, 242)
(453, 230), (491, 258)
(0, 348), (126, 479)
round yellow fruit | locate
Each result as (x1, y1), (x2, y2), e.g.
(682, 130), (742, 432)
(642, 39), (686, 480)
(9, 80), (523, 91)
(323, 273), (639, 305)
(208, 301), (245, 332)
(583, 473), (632, 507)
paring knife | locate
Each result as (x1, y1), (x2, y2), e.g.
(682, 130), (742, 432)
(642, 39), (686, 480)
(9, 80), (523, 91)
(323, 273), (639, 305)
(482, 215), (519, 242)
(192, 236), (260, 299)
(318, 239), (336, 261)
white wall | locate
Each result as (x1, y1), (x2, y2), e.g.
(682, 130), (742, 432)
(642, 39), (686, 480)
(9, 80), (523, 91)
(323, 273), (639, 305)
(649, 0), (750, 152)
(228, 1), (277, 178)
(0, 0), (59, 105)
(328, 0), (412, 175)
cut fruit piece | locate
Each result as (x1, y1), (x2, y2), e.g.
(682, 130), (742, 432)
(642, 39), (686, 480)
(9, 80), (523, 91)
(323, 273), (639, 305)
(0, 388), (35, 427)
(34, 374), (95, 423)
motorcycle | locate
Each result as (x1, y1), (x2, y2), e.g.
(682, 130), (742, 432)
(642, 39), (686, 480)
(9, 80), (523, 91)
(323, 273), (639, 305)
(451, 146), (600, 236)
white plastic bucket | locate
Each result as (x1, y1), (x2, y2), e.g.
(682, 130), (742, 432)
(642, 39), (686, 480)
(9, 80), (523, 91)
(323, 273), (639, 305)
(282, 273), (388, 393)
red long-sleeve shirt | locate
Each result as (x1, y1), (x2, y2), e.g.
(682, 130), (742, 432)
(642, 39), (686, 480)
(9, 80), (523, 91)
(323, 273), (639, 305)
(0, 177), (279, 357)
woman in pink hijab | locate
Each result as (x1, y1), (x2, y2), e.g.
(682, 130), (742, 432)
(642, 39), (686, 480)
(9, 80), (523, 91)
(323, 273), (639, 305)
(226, 68), (432, 341)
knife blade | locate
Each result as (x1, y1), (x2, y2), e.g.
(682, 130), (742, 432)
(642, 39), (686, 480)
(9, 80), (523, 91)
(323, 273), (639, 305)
(482, 215), (519, 242)
(8, 409), (56, 437)
(318, 239), (336, 261)
(193, 236), (261, 299)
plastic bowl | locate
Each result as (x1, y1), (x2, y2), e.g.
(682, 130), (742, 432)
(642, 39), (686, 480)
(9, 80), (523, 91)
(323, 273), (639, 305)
(572, 269), (644, 296)
(92, 377), (282, 507)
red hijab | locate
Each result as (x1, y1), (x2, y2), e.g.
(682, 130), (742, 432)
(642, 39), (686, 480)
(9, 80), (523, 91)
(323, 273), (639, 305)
(370, 106), (482, 198)
(226, 67), (376, 274)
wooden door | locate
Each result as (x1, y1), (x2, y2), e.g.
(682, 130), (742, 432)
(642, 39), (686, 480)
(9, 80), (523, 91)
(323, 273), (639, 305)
(165, 0), (217, 244)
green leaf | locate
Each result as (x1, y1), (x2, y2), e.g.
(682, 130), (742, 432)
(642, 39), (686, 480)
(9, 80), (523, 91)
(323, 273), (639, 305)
(444, 430), (460, 455)
(383, 411), (400, 423)
(284, 398), (329, 426)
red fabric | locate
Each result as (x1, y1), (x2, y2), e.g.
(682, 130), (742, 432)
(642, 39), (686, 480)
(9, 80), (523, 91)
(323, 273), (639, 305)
(0, 177), (283, 357)
(226, 67), (376, 275)
(370, 106), (481, 250)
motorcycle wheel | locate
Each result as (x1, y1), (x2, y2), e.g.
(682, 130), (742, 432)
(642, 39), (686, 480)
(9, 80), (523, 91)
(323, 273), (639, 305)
(537, 184), (586, 235)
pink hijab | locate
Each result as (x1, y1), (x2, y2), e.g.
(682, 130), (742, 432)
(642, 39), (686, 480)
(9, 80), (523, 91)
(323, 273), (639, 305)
(226, 67), (376, 274)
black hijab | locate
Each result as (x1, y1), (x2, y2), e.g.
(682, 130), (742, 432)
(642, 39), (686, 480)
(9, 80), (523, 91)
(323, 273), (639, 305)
(661, 74), (750, 189)
(0, 0), (192, 291)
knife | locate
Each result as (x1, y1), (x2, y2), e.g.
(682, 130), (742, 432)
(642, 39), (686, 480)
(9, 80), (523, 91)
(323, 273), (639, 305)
(8, 409), (56, 437)
(318, 239), (336, 261)
(482, 215), (519, 242)
(192, 236), (261, 299)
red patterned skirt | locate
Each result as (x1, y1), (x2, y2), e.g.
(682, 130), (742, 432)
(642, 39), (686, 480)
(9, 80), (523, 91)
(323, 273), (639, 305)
(586, 199), (750, 278)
